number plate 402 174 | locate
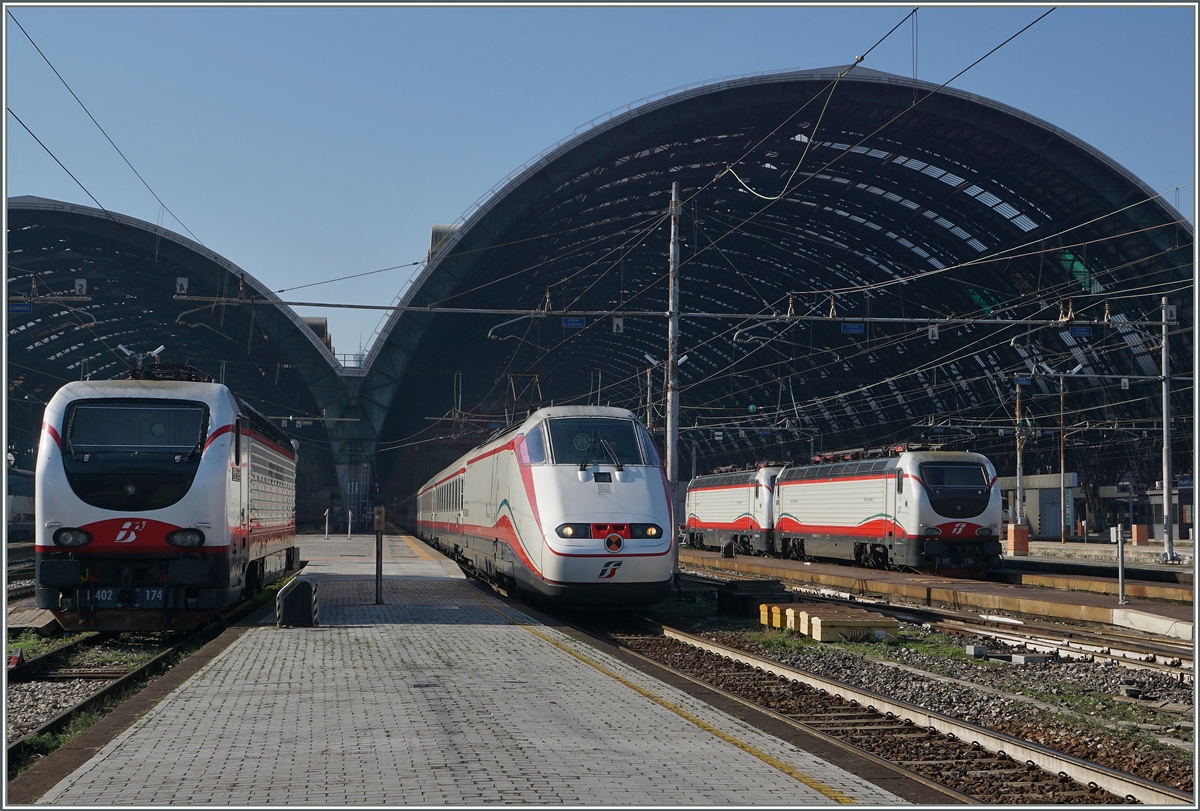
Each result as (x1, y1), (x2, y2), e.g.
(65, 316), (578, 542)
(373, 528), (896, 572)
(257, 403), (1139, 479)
(93, 587), (165, 608)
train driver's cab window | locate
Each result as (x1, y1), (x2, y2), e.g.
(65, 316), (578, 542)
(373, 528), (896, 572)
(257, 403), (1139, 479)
(637, 423), (661, 466)
(918, 463), (987, 488)
(66, 399), (208, 455)
(895, 468), (903, 493)
(546, 418), (646, 467)
(522, 425), (547, 464)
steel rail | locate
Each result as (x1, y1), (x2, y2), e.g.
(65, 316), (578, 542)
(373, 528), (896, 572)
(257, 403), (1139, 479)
(602, 625), (980, 805)
(6, 566), (298, 765)
(660, 623), (1194, 805)
(6, 637), (186, 762)
(933, 620), (1194, 679)
(6, 634), (101, 683)
(680, 563), (1195, 676)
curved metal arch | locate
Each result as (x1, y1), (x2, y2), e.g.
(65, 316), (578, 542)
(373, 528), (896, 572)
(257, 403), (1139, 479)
(367, 67), (1191, 496)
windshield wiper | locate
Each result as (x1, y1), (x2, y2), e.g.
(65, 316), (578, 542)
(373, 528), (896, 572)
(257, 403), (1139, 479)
(600, 439), (625, 471)
(578, 433), (597, 471)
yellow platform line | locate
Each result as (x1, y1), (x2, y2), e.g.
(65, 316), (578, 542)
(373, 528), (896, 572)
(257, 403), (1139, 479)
(396, 533), (440, 561)
(469, 593), (856, 804)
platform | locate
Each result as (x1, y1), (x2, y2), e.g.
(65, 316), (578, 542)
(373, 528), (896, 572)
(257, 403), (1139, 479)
(1024, 539), (1194, 567)
(680, 550), (1195, 642)
(21, 533), (906, 805)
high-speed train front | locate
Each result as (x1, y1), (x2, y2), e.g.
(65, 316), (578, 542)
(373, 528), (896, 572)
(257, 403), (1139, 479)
(415, 406), (674, 607)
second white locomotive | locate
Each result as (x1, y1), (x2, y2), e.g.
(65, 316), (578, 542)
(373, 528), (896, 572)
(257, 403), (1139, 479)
(684, 451), (1002, 576)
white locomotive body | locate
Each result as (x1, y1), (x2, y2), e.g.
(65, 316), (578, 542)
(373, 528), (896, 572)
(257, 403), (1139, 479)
(35, 370), (298, 630)
(415, 406), (674, 606)
(682, 466), (784, 555)
(773, 451), (1002, 575)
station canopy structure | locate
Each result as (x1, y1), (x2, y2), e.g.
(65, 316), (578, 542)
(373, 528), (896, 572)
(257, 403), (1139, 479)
(7, 67), (1193, 522)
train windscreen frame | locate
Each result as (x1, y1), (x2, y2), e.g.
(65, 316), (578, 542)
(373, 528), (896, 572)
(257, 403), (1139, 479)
(66, 400), (208, 454)
(545, 418), (645, 467)
(60, 398), (210, 512)
(917, 461), (991, 519)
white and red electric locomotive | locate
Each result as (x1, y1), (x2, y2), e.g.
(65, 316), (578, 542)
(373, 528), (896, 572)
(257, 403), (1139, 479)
(684, 451), (1002, 577)
(35, 366), (298, 631)
(415, 406), (675, 606)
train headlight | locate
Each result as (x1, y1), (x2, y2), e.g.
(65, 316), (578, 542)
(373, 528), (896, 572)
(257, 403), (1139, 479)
(52, 528), (93, 547)
(976, 527), (993, 537)
(556, 523), (591, 539)
(166, 529), (206, 548)
(924, 527), (941, 536)
(630, 523), (663, 539)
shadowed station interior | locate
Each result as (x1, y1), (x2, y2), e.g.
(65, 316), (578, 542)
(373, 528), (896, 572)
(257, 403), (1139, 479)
(7, 67), (1193, 541)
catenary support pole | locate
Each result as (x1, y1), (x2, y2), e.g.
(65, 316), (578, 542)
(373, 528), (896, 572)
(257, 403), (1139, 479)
(1162, 296), (1176, 562)
(1015, 383), (1024, 527)
(1060, 379), (1066, 543)
(667, 182), (682, 578)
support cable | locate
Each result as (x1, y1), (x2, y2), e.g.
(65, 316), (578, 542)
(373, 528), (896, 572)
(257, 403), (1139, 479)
(7, 10), (201, 245)
(7, 107), (121, 230)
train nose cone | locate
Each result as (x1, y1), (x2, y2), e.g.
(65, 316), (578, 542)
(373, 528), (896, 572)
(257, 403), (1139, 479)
(605, 533), (623, 553)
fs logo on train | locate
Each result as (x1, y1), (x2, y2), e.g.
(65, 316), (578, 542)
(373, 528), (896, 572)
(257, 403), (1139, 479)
(114, 521), (148, 542)
(598, 560), (622, 579)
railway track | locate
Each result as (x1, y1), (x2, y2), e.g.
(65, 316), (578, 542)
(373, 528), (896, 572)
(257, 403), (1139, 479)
(6, 631), (189, 777)
(7, 560), (37, 601)
(603, 619), (1192, 805)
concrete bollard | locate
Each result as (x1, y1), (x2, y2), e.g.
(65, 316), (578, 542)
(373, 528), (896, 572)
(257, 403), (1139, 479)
(277, 576), (319, 627)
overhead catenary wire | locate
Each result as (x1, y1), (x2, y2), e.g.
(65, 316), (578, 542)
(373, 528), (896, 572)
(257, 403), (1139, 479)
(7, 10), (203, 246)
(7, 108), (122, 230)
(670, 8), (1058, 287)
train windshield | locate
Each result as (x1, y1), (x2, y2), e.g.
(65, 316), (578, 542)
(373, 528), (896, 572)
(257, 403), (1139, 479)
(67, 400), (208, 454)
(919, 463), (988, 488)
(545, 418), (645, 467)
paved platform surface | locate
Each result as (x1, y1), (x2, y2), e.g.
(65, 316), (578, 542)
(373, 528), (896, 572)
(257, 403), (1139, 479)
(33, 533), (903, 805)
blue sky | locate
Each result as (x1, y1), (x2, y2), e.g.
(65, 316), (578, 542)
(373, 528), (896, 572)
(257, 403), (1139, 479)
(5, 4), (1195, 356)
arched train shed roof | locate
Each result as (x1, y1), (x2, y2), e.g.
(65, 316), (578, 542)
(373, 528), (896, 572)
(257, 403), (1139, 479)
(5, 196), (343, 523)
(366, 67), (1192, 492)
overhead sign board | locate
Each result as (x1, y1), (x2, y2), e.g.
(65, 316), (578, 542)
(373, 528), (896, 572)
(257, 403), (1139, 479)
(1014, 377), (1031, 385)
(562, 317), (586, 328)
(7, 302), (32, 314)
(1069, 326), (1092, 337)
(840, 323), (865, 335)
